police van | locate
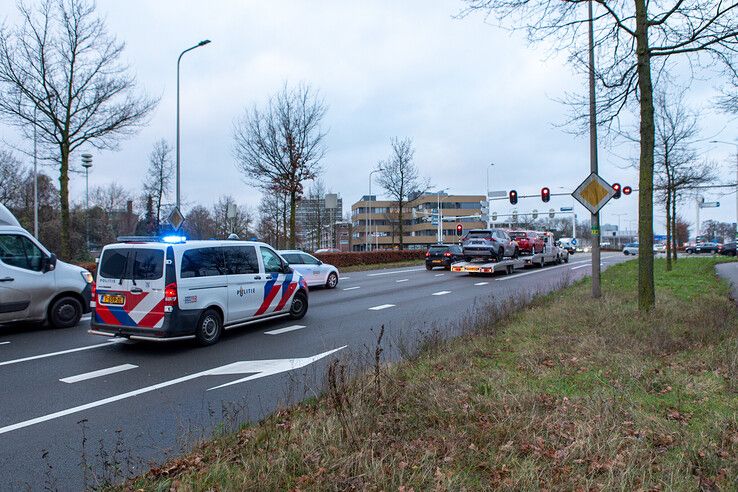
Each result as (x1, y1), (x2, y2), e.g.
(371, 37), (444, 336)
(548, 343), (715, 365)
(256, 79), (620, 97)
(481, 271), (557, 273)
(89, 237), (309, 346)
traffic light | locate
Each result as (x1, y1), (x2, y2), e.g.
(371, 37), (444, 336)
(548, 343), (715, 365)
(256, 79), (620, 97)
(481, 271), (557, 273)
(509, 190), (518, 205)
(612, 182), (621, 199)
(541, 187), (550, 203)
(456, 224), (463, 236)
(623, 185), (632, 196)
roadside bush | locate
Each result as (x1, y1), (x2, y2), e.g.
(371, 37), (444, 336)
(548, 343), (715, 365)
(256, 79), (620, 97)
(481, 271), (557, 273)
(314, 250), (424, 268)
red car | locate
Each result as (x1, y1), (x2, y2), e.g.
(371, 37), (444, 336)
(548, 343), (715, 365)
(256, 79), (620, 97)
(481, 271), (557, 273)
(509, 230), (545, 255)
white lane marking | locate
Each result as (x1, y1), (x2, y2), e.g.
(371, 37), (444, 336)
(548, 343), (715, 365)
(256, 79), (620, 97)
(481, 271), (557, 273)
(343, 286), (361, 291)
(474, 282), (489, 286)
(368, 304), (395, 311)
(60, 364), (138, 384)
(0, 340), (124, 367)
(366, 268), (425, 277)
(432, 291), (451, 296)
(0, 342), (9, 345)
(80, 314), (91, 320)
(340, 276), (350, 280)
(264, 325), (306, 335)
(495, 260), (588, 281)
(434, 273), (445, 277)
(0, 347), (346, 435)
(396, 279), (409, 283)
(571, 264), (590, 270)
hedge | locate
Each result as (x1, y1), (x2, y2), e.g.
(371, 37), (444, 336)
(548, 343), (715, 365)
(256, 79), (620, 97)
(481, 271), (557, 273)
(313, 250), (424, 268)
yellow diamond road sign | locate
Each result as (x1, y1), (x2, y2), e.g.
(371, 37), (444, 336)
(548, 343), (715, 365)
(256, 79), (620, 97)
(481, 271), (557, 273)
(573, 173), (615, 214)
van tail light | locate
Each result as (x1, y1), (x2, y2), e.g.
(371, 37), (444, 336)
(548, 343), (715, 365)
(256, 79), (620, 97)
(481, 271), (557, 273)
(425, 251), (431, 257)
(90, 282), (97, 308)
(164, 282), (178, 312)
(444, 252), (452, 257)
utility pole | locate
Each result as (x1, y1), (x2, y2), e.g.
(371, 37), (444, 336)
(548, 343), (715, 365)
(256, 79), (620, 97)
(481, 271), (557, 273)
(33, 106), (38, 238)
(587, 0), (601, 298)
(81, 154), (93, 252)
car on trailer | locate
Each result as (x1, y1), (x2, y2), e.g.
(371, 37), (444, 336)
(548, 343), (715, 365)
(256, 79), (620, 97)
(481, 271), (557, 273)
(509, 230), (545, 255)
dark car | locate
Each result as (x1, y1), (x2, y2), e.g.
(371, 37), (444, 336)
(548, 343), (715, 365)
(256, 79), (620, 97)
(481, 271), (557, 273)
(719, 241), (737, 256)
(686, 242), (719, 254)
(462, 229), (518, 262)
(425, 244), (464, 270)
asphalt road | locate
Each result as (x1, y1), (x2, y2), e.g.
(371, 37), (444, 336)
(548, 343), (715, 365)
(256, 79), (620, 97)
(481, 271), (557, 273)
(0, 253), (631, 490)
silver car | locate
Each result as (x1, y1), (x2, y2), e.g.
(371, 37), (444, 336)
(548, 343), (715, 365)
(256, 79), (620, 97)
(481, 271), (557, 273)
(462, 229), (518, 261)
(0, 203), (93, 328)
(278, 250), (340, 289)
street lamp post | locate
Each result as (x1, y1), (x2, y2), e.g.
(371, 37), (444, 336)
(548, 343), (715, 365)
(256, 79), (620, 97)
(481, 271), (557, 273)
(33, 106), (38, 238)
(486, 162), (494, 228)
(81, 154), (93, 252)
(367, 169), (383, 251)
(709, 140), (738, 241)
(437, 187), (451, 243)
(176, 39), (211, 211)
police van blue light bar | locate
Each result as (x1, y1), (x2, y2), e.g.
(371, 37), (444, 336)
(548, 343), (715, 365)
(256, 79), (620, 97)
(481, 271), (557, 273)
(161, 235), (187, 243)
(116, 235), (187, 243)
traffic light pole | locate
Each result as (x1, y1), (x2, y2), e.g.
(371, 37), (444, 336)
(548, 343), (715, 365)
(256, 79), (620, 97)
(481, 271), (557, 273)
(587, 0), (601, 299)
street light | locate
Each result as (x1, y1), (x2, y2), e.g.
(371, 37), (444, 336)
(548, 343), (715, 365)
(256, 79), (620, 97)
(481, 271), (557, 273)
(81, 153), (93, 252)
(367, 168), (383, 251)
(709, 140), (738, 241)
(558, 186), (576, 242)
(436, 187), (451, 243)
(176, 39), (211, 212)
(33, 106), (38, 238)
(486, 162), (494, 228)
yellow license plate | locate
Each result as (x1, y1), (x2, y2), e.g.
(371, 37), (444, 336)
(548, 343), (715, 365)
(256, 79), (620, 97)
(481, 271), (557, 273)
(101, 294), (125, 305)
(432, 260), (443, 263)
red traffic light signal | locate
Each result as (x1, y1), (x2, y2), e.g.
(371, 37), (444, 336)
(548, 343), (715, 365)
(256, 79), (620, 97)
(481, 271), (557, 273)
(541, 187), (550, 203)
(509, 190), (518, 205)
(612, 182), (621, 199)
(623, 185), (632, 195)
(456, 224), (463, 236)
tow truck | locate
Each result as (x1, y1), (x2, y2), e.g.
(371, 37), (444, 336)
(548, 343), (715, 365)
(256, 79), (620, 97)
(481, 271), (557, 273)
(450, 231), (563, 275)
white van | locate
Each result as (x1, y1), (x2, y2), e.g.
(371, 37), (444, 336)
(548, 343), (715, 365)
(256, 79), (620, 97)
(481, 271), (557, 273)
(89, 237), (309, 345)
(0, 203), (93, 328)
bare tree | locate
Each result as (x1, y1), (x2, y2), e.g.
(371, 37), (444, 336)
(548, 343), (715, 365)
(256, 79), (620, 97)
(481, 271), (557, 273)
(462, 0), (738, 310)
(257, 192), (288, 247)
(183, 205), (215, 240)
(212, 195), (252, 239)
(301, 179), (327, 250)
(142, 139), (173, 233)
(0, 0), (157, 259)
(233, 83), (327, 248)
(376, 137), (428, 249)
(0, 149), (28, 205)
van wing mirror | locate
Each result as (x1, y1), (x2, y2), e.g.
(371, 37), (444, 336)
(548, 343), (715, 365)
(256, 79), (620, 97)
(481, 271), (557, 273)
(44, 253), (57, 272)
(282, 263), (293, 274)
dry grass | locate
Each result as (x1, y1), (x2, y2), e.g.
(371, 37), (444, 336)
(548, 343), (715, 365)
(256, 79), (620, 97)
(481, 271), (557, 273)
(120, 257), (738, 491)
(339, 259), (424, 273)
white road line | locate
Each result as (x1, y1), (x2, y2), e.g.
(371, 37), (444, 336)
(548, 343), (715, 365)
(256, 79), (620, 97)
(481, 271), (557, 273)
(80, 314), (91, 320)
(396, 279), (409, 283)
(0, 342), (9, 345)
(474, 282), (489, 286)
(432, 291), (451, 296)
(366, 268), (425, 277)
(340, 276), (350, 280)
(0, 340), (123, 367)
(368, 304), (395, 311)
(434, 273), (445, 277)
(571, 264), (590, 270)
(264, 325), (306, 335)
(495, 260), (588, 281)
(60, 364), (138, 384)
(343, 286), (361, 291)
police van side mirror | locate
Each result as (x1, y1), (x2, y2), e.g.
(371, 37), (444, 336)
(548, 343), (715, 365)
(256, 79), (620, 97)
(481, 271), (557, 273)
(282, 263), (292, 274)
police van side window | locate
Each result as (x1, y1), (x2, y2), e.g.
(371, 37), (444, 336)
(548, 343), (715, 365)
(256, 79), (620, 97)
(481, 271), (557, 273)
(260, 247), (283, 274)
(180, 248), (227, 278)
(99, 249), (129, 279)
(0, 234), (44, 271)
(225, 246), (259, 275)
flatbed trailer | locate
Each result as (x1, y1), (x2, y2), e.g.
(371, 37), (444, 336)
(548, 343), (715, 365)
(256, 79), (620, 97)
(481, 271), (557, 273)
(450, 258), (525, 275)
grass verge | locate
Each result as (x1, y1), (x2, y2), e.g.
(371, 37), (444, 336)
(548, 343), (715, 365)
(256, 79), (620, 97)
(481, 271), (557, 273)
(121, 257), (738, 491)
(339, 259), (424, 273)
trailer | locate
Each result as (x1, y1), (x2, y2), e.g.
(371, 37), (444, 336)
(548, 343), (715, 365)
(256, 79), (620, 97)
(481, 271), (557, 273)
(450, 232), (564, 275)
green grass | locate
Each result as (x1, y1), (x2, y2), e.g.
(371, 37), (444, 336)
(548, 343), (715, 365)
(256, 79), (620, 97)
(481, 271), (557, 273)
(118, 257), (738, 491)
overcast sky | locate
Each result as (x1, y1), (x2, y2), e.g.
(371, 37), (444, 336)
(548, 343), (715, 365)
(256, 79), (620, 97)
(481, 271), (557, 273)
(1, 0), (736, 235)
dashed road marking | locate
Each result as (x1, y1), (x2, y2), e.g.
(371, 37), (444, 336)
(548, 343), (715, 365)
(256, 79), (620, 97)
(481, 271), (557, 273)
(432, 291), (451, 296)
(368, 304), (395, 311)
(571, 264), (590, 270)
(340, 276), (350, 280)
(0, 342), (9, 345)
(434, 273), (445, 277)
(343, 286), (360, 291)
(396, 279), (409, 283)
(264, 325), (306, 335)
(60, 364), (138, 384)
(367, 268), (425, 277)
(474, 282), (489, 286)
(0, 340), (124, 367)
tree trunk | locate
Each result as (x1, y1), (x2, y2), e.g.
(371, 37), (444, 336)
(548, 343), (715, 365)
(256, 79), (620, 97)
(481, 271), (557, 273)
(289, 189), (297, 249)
(665, 178), (672, 271)
(398, 200), (404, 250)
(281, 193), (288, 249)
(59, 144), (71, 259)
(635, 0), (655, 310)
(671, 191), (678, 263)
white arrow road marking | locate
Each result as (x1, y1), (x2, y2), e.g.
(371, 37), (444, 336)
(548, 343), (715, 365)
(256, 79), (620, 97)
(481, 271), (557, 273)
(396, 279), (409, 283)
(343, 286), (360, 291)
(367, 268), (425, 277)
(368, 304), (395, 311)
(0, 340), (124, 367)
(60, 364), (138, 384)
(207, 346), (346, 391)
(432, 291), (451, 296)
(264, 325), (305, 335)
(0, 347), (346, 435)
(0, 342), (9, 345)
(474, 282), (489, 286)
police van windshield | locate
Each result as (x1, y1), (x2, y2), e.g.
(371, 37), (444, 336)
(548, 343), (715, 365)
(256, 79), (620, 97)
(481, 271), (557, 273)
(99, 248), (164, 280)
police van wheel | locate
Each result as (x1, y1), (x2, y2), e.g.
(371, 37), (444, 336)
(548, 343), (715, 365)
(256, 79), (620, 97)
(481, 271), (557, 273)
(195, 309), (222, 346)
(290, 292), (308, 320)
(49, 296), (82, 329)
(326, 272), (338, 289)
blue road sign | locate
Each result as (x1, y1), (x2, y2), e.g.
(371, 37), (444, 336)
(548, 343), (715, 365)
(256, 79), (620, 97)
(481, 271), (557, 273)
(571, 238), (578, 245)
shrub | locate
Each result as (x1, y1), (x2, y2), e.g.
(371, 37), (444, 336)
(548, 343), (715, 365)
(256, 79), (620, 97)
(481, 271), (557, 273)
(314, 250), (424, 268)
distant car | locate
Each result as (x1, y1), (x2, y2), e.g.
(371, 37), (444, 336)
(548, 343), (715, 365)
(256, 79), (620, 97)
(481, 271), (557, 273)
(653, 243), (667, 254)
(279, 250), (339, 289)
(314, 248), (340, 254)
(718, 242), (736, 256)
(556, 243), (570, 263)
(508, 231), (544, 255)
(686, 242), (719, 254)
(462, 229), (518, 261)
(425, 244), (464, 270)
(623, 243), (639, 255)
(558, 237), (576, 254)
